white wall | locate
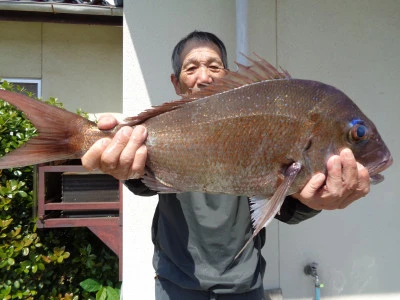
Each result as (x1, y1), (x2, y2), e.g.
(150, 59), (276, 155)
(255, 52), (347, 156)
(122, 0), (400, 299)
(276, 1), (400, 299)
(122, 1), (237, 297)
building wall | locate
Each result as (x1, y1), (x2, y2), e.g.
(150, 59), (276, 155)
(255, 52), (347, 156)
(0, 21), (122, 114)
(276, 1), (400, 299)
(123, 0), (399, 299)
(122, 0), (238, 297)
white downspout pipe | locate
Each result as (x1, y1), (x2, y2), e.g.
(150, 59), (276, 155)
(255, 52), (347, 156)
(236, 0), (249, 65)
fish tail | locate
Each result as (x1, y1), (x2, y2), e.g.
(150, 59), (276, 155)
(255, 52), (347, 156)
(0, 90), (101, 169)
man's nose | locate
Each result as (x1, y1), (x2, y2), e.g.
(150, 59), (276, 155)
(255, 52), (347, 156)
(197, 66), (213, 86)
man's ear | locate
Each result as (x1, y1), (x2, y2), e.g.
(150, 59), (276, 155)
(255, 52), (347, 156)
(170, 74), (181, 95)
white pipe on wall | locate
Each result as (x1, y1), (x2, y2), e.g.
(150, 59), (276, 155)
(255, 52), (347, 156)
(236, 0), (249, 65)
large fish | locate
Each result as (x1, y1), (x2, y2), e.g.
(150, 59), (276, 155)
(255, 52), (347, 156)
(0, 57), (393, 258)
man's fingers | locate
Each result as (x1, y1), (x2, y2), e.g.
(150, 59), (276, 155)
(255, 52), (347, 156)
(356, 162), (370, 195)
(324, 149), (358, 199)
(118, 126), (148, 178)
(325, 155), (343, 195)
(97, 114), (120, 130)
(295, 149), (371, 211)
(82, 125), (148, 180)
(130, 144), (147, 178)
(338, 163), (370, 209)
(101, 126), (133, 171)
(301, 173), (325, 198)
(340, 148), (358, 191)
(293, 173), (326, 210)
(81, 138), (111, 171)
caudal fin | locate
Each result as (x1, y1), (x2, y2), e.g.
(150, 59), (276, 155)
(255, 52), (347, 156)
(0, 89), (98, 169)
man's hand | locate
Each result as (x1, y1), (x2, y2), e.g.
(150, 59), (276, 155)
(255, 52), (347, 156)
(81, 114), (148, 180)
(293, 148), (370, 210)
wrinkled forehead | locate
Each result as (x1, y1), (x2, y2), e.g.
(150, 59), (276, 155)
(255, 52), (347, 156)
(180, 40), (223, 66)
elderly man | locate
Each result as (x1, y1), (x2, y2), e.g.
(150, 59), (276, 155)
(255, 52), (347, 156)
(82, 31), (369, 299)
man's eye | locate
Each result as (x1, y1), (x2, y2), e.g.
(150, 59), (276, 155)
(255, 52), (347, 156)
(186, 66), (197, 73)
(209, 65), (222, 72)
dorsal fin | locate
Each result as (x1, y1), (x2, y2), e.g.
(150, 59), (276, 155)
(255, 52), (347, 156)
(123, 54), (290, 126)
(123, 98), (193, 126)
(187, 53), (291, 100)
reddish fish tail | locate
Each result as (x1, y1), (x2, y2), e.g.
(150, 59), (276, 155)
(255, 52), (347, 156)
(0, 90), (98, 169)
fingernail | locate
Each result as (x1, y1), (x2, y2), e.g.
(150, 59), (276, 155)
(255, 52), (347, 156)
(120, 126), (133, 137)
(330, 155), (338, 165)
(100, 138), (110, 146)
(341, 148), (353, 157)
(316, 173), (326, 183)
(128, 173), (141, 180)
(134, 125), (147, 138)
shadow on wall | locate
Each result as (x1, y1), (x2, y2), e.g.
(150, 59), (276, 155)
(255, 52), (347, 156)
(123, 2), (236, 107)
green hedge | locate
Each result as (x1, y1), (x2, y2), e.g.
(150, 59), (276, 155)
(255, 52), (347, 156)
(0, 81), (120, 299)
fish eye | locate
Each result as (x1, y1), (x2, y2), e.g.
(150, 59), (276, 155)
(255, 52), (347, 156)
(356, 125), (366, 138)
(348, 123), (369, 143)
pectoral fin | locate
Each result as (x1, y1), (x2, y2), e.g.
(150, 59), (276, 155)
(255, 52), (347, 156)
(141, 171), (183, 194)
(234, 162), (302, 260)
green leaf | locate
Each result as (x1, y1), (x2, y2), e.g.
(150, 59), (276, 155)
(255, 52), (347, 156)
(0, 284), (11, 296)
(13, 280), (20, 289)
(96, 287), (107, 300)
(7, 258), (14, 266)
(17, 191), (27, 197)
(37, 262), (45, 271)
(105, 286), (120, 300)
(80, 278), (102, 293)
(20, 260), (31, 269)
(53, 246), (65, 256)
(32, 264), (38, 273)
(22, 247), (29, 256)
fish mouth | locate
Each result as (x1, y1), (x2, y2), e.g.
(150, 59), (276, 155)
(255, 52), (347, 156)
(367, 154), (393, 185)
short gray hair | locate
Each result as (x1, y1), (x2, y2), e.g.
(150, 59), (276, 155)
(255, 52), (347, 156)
(171, 30), (228, 79)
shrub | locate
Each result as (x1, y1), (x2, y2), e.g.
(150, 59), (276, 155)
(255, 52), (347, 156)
(0, 81), (120, 299)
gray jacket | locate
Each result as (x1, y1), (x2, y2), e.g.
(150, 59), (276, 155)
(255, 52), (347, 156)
(125, 180), (320, 293)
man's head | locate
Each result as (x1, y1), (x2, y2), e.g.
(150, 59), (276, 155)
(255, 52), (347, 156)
(171, 31), (228, 95)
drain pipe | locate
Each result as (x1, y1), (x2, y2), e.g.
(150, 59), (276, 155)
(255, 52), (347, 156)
(236, 0), (248, 65)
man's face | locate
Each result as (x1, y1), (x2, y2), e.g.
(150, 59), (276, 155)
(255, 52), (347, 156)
(171, 40), (226, 95)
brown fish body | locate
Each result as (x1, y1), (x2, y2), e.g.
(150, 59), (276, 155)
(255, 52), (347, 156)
(142, 78), (390, 197)
(0, 57), (392, 259)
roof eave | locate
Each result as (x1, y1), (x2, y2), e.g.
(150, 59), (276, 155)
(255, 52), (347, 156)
(0, 2), (123, 26)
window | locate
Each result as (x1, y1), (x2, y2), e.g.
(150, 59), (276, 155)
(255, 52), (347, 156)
(1, 78), (42, 98)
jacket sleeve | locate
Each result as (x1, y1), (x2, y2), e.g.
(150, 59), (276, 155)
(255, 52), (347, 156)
(274, 195), (321, 224)
(125, 180), (320, 223)
(124, 179), (157, 196)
